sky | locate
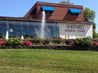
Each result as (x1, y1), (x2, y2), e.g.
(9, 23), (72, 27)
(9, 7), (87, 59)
(0, 0), (98, 32)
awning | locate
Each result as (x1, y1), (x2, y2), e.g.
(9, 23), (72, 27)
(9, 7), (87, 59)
(69, 8), (81, 14)
(41, 6), (55, 11)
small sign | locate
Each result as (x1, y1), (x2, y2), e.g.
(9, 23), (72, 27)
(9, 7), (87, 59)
(65, 25), (85, 32)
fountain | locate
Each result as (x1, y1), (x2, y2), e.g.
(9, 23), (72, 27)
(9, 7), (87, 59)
(40, 11), (46, 39)
(5, 31), (9, 40)
(21, 22), (24, 40)
(21, 35), (24, 40)
(5, 21), (9, 40)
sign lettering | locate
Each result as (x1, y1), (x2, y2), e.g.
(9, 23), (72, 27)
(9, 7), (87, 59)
(65, 25), (85, 32)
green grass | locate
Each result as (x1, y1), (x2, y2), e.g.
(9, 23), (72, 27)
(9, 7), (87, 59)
(0, 49), (98, 73)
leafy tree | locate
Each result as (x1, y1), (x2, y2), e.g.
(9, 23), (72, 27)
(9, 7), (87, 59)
(96, 33), (98, 38)
(83, 8), (95, 21)
(59, 1), (73, 5)
(93, 23), (98, 39)
(93, 23), (96, 38)
(83, 8), (96, 38)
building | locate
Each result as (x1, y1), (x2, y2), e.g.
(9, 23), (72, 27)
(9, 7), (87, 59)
(0, 2), (93, 39)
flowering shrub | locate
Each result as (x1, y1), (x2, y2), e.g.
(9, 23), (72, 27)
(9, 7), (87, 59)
(91, 40), (98, 45)
(94, 42), (98, 45)
(0, 40), (7, 45)
(22, 40), (32, 46)
(91, 40), (95, 44)
(69, 41), (74, 45)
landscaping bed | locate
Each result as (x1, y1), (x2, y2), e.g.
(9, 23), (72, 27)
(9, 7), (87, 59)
(0, 37), (98, 51)
(1, 45), (98, 51)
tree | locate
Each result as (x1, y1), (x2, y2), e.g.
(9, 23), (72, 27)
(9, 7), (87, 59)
(59, 1), (73, 5)
(83, 8), (95, 21)
(93, 23), (96, 38)
(96, 33), (98, 38)
(83, 8), (96, 38)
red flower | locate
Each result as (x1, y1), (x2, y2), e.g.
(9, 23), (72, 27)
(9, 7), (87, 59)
(0, 40), (7, 45)
(69, 41), (74, 45)
(22, 40), (32, 46)
(91, 40), (98, 45)
(91, 40), (95, 44)
(94, 42), (98, 45)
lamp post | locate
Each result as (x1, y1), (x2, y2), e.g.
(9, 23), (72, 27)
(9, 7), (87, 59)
(10, 28), (13, 38)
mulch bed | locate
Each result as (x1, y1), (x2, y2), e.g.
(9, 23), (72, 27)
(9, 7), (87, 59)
(0, 44), (98, 51)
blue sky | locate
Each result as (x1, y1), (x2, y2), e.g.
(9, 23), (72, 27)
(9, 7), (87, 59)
(0, 0), (98, 32)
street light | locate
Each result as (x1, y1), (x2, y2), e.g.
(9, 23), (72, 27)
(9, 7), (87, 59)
(10, 29), (13, 32)
(10, 28), (13, 38)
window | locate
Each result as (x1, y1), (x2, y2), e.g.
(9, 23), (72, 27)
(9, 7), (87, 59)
(0, 21), (59, 39)
(41, 6), (55, 15)
(70, 13), (79, 16)
(45, 11), (53, 15)
(69, 8), (81, 16)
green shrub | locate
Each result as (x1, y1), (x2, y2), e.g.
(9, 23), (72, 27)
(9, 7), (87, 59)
(30, 39), (41, 44)
(53, 39), (62, 44)
(85, 40), (92, 45)
(30, 39), (34, 44)
(65, 40), (71, 44)
(7, 37), (22, 45)
(74, 37), (92, 46)
(43, 39), (51, 44)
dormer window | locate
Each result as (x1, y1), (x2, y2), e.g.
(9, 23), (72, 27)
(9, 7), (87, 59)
(45, 11), (53, 15)
(69, 8), (81, 16)
(41, 6), (55, 15)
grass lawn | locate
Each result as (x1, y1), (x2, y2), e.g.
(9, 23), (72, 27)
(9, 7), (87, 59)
(0, 49), (98, 73)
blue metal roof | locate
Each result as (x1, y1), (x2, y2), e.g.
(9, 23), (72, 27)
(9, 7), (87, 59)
(69, 8), (81, 14)
(41, 6), (55, 11)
